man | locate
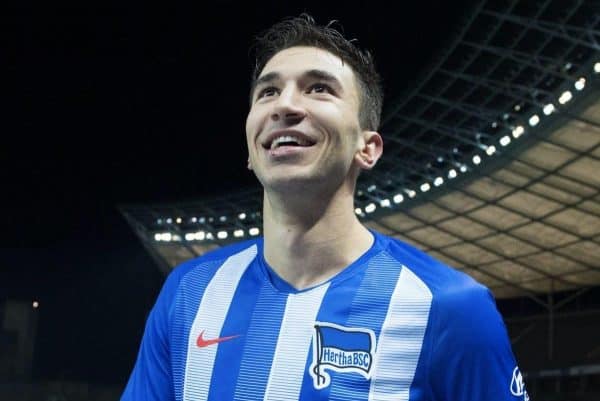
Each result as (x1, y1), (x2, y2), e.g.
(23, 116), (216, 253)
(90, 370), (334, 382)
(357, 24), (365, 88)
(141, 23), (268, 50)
(122, 14), (529, 401)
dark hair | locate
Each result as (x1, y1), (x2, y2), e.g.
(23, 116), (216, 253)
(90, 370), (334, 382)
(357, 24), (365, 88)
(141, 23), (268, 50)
(250, 13), (383, 131)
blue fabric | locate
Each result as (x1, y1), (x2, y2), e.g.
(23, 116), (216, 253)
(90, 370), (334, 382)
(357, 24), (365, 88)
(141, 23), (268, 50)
(121, 231), (528, 401)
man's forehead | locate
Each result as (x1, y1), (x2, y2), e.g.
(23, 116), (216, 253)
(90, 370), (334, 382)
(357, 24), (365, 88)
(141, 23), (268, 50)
(259, 46), (354, 82)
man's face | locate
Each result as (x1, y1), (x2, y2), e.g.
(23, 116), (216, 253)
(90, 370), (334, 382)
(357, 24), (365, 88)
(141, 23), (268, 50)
(245, 46), (366, 193)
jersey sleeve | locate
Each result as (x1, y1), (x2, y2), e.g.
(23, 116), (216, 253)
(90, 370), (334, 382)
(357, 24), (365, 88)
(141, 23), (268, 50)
(428, 284), (529, 401)
(121, 270), (181, 401)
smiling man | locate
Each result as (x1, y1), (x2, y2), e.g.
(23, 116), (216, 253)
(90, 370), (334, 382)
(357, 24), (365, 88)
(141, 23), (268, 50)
(122, 14), (528, 401)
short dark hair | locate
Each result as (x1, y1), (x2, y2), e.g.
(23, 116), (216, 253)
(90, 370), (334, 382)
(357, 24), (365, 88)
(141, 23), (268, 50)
(249, 13), (383, 131)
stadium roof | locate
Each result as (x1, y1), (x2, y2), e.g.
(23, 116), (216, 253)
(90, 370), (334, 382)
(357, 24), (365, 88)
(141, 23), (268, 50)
(120, 0), (600, 303)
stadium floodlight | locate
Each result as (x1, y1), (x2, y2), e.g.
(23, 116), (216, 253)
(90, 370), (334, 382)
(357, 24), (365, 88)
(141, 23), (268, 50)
(499, 136), (511, 147)
(433, 177), (444, 187)
(406, 189), (417, 198)
(354, 207), (363, 215)
(485, 145), (496, 156)
(380, 199), (391, 208)
(393, 194), (404, 204)
(166, 218), (173, 224)
(594, 62), (600, 73)
(33, 301), (39, 309)
(512, 126), (524, 138)
(199, 217), (206, 223)
(558, 90), (572, 104)
(234, 229), (244, 238)
(217, 231), (228, 239)
(543, 103), (555, 115)
(172, 234), (182, 242)
(491, 121), (498, 128)
(367, 184), (376, 192)
(154, 233), (161, 241)
(219, 216), (227, 222)
(420, 183), (431, 192)
(472, 155), (482, 165)
(513, 104), (521, 111)
(163, 232), (172, 242)
(191, 217), (197, 223)
(249, 227), (260, 236)
(196, 231), (206, 241)
(238, 212), (246, 220)
(157, 218), (162, 224)
(176, 217), (182, 224)
(365, 203), (376, 213)
(206, 232), (214, 240)
(448, 169), (457, 179)
(574, 77), (586, 91)
(185, 233), (196, 241)
(528, 114), (540, 126)
(459, 164), (468, 173)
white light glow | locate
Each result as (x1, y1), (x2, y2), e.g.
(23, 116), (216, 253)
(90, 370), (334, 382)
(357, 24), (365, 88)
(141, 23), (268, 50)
(514, 104), (521, 111)
(434, 177), (444, 186)
(558, 90), (572, 104)
(166, 218), (173, 224)
(219, 216), (227, 222)
(191, 217), (197, 223)
(529, 114), (540, 126)
(393, 194), (404, 203)
(365, 203), (376, 213)
(33, 301), (39, 309)
(543, 103), (555, 115)
(574, 77), (585, 91)
(185, 233), (196, 241)
(234, 229), (244, 238)
(206, 232), (214, 240)
(172, 234), (182, 242)
(380, 199), (391, 207)
(448, 169), (457, 179)
(512, 126), (525, 138)
(176, 217), (182, 224)
(594, 62), (600, 73)
(367, 184), (376, 192)
(217, 231), (228, 239)
(485, 145), (496, 156)
(499, 135), (511, 146)
(407, 189), (416, 198)
(420, 183), (431, 192)
(249, 227), (260, 236)
(154, 233), (161, 241)
(460, 164), (468, 173)
(157, 218), (162, 224)
(163, 232), (172, 242)
(472, 155), (481, 165)
(355, 207), (363, 215)
(238, 213), (246, 220)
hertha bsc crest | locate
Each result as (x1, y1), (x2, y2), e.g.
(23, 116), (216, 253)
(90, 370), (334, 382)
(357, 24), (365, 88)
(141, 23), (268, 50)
(309, 322), (376, 389)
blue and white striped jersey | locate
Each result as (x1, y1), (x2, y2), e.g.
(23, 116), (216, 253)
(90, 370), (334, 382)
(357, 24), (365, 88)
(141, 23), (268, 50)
(122, 230), (529, 401)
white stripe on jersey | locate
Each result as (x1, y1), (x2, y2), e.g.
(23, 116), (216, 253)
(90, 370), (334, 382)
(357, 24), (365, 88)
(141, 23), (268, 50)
(183, 245), (257, 401)
(368, 266), (433, 401)
(264, 284), (329, 401)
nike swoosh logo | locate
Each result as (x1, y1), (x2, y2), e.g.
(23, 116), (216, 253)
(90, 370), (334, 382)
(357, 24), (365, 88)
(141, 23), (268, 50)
(196, 330), (241, 348)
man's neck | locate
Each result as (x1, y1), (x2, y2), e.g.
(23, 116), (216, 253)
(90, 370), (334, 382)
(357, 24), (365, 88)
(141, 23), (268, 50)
(261, 188), (374, 291)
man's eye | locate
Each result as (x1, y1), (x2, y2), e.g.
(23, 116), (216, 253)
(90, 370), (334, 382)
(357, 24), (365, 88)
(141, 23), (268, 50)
(257, 87), (279, 99)
(308, 83), (332, 94)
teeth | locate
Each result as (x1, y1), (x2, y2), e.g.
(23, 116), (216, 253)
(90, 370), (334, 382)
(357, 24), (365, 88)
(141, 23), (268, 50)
(270, 135), (310, 149)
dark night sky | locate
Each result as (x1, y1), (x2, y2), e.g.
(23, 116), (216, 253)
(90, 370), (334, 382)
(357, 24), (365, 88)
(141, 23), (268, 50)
(2, 0), (474, 388)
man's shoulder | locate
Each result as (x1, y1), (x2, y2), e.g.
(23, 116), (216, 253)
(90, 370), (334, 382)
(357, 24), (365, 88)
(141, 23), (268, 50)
(376, 232), (488, 302)
(167, 237), (261, 284)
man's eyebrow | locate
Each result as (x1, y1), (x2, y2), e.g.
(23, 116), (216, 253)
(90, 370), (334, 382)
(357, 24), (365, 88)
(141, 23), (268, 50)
(303, 69), (342, 88)
(254, 72), (280, 88)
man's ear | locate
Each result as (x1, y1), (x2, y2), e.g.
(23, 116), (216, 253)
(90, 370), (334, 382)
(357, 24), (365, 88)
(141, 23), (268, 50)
(355, 131), (383, 170)
(247, 157), (252, 170)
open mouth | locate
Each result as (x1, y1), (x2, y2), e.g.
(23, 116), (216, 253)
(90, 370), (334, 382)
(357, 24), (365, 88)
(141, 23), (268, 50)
(263, 135), (316, 150)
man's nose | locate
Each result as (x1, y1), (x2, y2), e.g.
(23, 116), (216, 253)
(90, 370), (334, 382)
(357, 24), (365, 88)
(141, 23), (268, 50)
(271, 87), (306, 124)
